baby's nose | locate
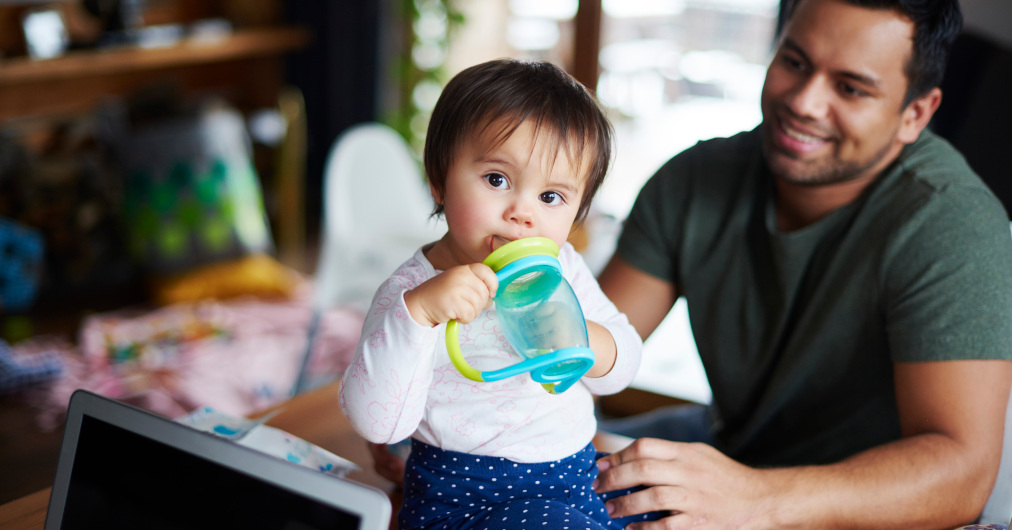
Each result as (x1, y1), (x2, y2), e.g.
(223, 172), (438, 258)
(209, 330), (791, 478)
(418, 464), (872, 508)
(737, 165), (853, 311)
(506, 201), (534, 226)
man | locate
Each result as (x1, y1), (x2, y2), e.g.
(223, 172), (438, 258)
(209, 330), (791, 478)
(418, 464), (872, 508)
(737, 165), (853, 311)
(593, 0), (1012, 527)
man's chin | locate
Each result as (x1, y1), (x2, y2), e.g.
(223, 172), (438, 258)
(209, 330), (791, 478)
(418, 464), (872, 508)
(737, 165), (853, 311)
(770, 160), (866, 188)
(762, 145), (833, 186)
(766, 157), (835, 187)
(764, 149), (812, 182)
(761, 128), (836, 185)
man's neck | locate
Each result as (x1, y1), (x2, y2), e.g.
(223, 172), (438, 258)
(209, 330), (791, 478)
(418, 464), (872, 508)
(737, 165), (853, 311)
(774, 174), (877, 232)
(773, 143), (908, 232)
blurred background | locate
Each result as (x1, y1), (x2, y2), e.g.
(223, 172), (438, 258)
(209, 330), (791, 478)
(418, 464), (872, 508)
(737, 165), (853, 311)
(0, 0), (1009, 505)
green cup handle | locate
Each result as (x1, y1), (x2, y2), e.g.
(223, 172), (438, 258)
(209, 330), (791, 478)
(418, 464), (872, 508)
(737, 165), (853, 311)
(446, 319), (484, 382)
(445, 236), (569, 393)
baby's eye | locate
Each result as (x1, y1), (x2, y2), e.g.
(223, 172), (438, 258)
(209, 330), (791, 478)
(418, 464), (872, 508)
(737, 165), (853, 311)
(539, 191), (563, 205)
(484, 173), (508, 189)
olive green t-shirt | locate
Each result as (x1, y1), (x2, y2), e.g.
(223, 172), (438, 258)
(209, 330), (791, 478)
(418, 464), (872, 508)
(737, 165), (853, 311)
(617, 127), (1012, 466)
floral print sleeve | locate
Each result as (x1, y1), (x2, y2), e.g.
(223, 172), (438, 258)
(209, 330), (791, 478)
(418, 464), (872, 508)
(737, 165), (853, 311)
(339, 256), (440, 444)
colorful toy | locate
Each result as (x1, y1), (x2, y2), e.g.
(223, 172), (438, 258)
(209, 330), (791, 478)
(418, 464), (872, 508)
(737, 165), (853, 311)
(0, 218), (43, 313)
(445, 237), (595, 394)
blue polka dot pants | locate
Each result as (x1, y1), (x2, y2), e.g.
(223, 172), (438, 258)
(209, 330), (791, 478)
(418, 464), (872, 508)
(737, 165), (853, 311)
(398, 440), (660, 530)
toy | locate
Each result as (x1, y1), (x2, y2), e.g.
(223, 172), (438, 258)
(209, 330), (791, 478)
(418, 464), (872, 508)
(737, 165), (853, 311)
(0, 218), (43, 313)
(445, 237), (595, 394)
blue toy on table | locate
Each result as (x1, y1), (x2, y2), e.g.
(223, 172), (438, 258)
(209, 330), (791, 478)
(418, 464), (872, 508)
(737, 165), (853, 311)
(445, 237), (595, 394)
(0, 218), (43, 313)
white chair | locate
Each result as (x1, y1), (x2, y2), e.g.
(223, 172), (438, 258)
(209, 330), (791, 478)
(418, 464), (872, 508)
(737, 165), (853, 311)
(293, 123), (447, 394)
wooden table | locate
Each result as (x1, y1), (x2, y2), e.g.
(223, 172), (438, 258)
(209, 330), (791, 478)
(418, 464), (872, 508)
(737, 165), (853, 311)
(0, 381), (633, 530)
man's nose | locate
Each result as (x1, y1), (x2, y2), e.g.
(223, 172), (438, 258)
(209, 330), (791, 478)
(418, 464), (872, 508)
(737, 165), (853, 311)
(786, 75), (830, 119)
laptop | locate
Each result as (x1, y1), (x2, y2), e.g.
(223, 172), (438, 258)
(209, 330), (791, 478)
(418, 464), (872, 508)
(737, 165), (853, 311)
(45, 390), (391, 530)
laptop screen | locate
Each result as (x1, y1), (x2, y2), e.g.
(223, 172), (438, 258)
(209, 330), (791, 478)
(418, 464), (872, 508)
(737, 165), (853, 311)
(59, 415), (361, 529)
(47, 391), (390, 530)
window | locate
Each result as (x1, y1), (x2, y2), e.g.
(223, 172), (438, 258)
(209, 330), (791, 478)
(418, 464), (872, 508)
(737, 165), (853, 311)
(443, 0), (777, 219)
(595, 0), (777, 217)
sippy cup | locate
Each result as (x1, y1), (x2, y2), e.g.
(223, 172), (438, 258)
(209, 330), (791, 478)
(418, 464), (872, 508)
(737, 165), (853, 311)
(445, 237), (595, 394)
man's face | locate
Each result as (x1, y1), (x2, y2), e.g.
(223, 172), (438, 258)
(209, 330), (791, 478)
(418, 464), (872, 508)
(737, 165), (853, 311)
(760, 0), (918, 186)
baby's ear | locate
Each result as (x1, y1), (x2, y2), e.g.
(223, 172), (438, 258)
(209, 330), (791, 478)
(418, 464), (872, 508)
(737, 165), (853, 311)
(429, 182), (443, 206)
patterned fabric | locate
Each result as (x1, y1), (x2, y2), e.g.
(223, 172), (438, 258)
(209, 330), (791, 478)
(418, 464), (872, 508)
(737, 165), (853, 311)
(24, 282), (362, 428)
(399, 439), (661, 530)
(0, 339), (62, 395)
(340, 243), (643, 463)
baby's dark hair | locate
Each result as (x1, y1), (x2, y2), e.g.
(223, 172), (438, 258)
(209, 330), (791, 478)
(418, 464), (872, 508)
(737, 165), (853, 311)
(424, 59), (613, 223)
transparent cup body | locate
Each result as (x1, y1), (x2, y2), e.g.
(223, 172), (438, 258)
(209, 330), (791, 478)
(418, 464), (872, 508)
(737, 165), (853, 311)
(495, 265), (590, 370)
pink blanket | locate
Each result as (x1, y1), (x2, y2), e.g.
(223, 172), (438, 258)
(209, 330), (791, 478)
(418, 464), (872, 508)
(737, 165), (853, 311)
(22, 288), (363, 429)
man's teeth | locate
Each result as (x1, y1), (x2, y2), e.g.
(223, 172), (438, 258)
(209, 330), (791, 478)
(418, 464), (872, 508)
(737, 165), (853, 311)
(783, 125), (823, 143)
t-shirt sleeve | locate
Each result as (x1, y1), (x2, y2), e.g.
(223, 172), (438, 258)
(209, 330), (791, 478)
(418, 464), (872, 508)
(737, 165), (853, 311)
(884, 185), (1012, 362)
(615, 147), (696, 285)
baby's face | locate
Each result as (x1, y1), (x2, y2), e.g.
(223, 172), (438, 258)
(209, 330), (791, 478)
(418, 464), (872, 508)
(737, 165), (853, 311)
(429, 120), (590, 269)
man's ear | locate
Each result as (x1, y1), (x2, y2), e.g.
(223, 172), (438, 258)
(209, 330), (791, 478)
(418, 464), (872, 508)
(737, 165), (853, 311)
(897, 87), (942, 144)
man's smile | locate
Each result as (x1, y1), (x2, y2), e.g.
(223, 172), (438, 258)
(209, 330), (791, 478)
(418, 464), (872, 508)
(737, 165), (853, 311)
(772, 115), (833, 156)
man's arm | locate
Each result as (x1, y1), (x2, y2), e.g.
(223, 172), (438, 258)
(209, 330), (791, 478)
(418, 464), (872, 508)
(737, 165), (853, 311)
(595, 251), (1012, 528)
(597, 256), (679, 341)
(773, 359), (1011, 527)
(595, 358), (1012, 528)
(819, 358), (1012, 526)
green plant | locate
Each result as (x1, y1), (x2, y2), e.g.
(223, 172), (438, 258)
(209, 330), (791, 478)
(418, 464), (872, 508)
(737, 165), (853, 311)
(385, 0), (465, 157)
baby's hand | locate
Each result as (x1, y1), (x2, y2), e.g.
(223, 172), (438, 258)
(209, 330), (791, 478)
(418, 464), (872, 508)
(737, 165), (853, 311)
(405, 264), (498, 327)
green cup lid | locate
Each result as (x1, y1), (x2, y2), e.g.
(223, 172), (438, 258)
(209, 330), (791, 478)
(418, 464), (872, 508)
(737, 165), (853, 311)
(483, 237), (559, 272)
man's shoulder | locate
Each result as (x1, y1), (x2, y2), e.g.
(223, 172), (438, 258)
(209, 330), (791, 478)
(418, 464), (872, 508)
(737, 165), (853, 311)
(897, 129), (985, 191)
(875, 129), (1007, 228)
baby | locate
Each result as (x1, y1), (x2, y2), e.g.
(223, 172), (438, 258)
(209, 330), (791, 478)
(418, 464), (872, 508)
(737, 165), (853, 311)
(340, 58), (651, 529)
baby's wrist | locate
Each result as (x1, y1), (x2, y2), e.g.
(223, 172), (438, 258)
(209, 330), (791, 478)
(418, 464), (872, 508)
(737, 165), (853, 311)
(403, 289), (438, 327)
(585, 321), (618, 378)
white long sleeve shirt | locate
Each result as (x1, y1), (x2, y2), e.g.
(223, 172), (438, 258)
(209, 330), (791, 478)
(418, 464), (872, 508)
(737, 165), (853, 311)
(339, 242), (643, 463)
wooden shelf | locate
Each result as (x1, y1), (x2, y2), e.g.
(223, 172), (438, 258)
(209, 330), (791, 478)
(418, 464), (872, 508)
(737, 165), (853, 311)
(0, 26), (310, 121)
(0, 27), (309, 85)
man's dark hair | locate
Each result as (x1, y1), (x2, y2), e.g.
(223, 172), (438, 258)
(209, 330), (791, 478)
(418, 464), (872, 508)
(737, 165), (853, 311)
(424, 59), (613, 223)
(782, 0), (963, 105)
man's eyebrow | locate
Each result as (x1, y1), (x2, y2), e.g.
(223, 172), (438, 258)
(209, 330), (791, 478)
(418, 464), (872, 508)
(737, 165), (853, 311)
(781, 38), (882, 88)
(781, 38), (811, 65)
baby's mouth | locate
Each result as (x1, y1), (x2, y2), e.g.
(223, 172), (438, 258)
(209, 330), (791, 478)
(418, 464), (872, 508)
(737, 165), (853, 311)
(490, 236), (512, 253)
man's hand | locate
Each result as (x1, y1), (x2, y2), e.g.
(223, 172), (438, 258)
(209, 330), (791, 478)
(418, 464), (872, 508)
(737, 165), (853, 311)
(404, 263), (498, 327)
(595, 438), (779, 529)
(596, 355), (1012, 529)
